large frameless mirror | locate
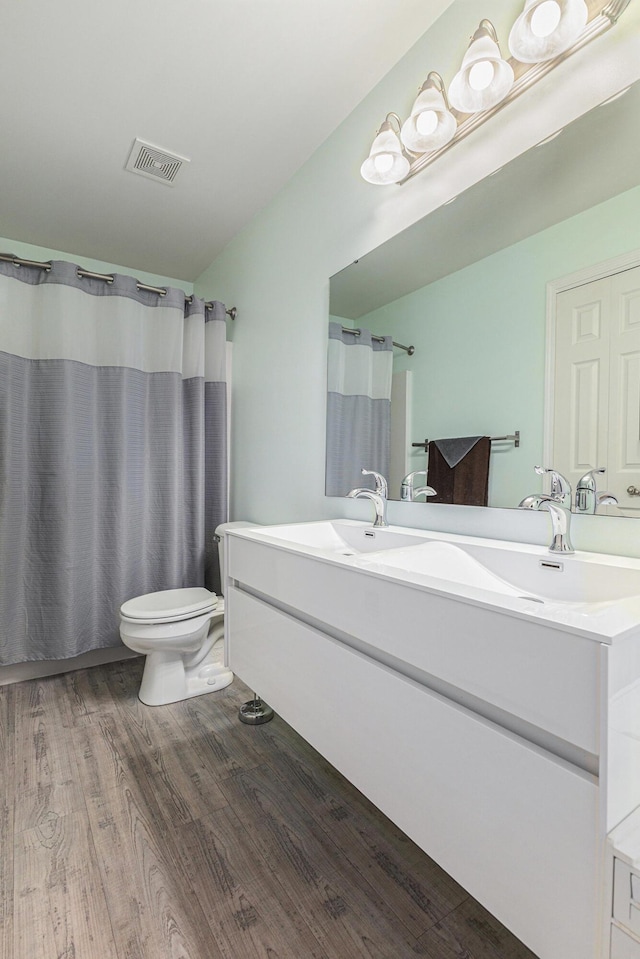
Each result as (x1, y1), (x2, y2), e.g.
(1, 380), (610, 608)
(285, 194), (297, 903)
(327, 79), (640, 516)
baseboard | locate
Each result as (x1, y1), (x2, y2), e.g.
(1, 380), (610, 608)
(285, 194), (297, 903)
(0, 646), (141, 687)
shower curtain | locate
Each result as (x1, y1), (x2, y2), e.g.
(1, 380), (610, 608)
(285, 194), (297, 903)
(0, 259), (227, 665)
(325, 322), (393, 496)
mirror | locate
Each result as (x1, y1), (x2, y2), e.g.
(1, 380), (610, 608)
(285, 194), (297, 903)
(327, 79), (640, 514)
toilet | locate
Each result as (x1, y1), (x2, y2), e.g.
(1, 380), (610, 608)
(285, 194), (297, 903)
(119, 521), (254, 706)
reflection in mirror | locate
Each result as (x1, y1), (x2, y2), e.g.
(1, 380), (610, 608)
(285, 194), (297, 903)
(325, 323), (393, 497)
(327, 79), (640, 514)
(548, 266), (640, 516)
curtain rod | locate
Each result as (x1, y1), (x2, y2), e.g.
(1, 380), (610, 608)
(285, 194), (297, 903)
(341, 325), (415, 356)
(0, 253), (237, 320)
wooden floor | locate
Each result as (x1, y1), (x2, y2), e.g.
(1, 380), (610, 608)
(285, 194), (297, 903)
(0, 659), (538, 959)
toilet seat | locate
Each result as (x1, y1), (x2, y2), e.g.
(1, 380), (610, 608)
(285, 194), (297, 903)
(118, 521), (259, 705)
(120, 587), (219, 625)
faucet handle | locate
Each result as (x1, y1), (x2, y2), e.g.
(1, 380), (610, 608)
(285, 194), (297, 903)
(361, 468), (388, 498)
(534, 466), (571, 500)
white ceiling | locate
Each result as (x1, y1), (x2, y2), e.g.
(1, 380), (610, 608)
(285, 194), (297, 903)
(0, 0), (455, 281)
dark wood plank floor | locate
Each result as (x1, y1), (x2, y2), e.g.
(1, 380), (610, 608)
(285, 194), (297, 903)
(1, 659), (539, 959)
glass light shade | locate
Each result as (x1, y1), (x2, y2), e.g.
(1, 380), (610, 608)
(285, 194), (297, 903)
(360, 126), (410, 185)
(468, 59), (495, 91)
(448, 34), (515, 113)
(508, 0), (588, 63)
(531, 1), (562, 36)
(417, 111), (438, 135)
(400, 84), (457, 154)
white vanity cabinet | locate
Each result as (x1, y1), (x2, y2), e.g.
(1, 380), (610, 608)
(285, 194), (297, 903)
(224, 523), (640, 959)
(608, 810), (640, 958)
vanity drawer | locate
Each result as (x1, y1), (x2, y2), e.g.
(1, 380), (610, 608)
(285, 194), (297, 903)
(227, 534), (600, 757)
(227, 584), (599, 959)
(611, 925), (640, 959)
(614, 859), (640, 937)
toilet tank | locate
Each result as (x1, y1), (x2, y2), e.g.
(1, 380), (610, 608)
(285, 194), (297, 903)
(214, 522), (258, 596)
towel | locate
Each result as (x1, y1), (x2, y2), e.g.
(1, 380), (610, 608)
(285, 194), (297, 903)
(427, 436), (491, 506)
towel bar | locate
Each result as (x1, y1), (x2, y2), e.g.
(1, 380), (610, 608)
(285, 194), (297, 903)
(412, 431), (520, 451)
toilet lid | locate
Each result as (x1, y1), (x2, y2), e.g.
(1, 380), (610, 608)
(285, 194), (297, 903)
(120, 587), (218, 622)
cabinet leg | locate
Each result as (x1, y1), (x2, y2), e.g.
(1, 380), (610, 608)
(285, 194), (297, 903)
(239, 693), (274, 725)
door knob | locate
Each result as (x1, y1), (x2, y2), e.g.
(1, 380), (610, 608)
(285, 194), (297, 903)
(627, 486), (640, 496)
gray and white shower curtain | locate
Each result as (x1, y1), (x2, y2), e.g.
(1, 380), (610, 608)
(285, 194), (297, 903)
(325, 322), (393, 496)
(0, 259), (227, 665)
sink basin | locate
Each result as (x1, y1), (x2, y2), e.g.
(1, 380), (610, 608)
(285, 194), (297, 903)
(245, 519), (430, 554)
(360, 536), (640, 605)
(458, 541), (640, 604)
(229, 520), (640, 637)
(358, 541), (528, 598)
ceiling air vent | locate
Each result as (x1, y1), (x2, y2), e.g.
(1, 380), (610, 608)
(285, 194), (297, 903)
(125, 139), (190, 186)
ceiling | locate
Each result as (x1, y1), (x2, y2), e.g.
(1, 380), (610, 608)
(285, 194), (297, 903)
(330, 78), (640, 319)
(0, 0), (456, 282)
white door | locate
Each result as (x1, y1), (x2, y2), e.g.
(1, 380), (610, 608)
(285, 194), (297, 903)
(553, 278), (611, 493)
(553, 265), (640, 514)
(607, 267), (640, 512)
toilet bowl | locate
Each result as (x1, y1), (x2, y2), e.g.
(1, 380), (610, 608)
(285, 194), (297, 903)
(119, 521), (254, 706)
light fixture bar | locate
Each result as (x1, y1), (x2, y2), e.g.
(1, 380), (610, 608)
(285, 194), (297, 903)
(400, 4), (627, 184)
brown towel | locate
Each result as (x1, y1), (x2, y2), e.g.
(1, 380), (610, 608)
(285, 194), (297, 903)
(428, 436), (491, 506)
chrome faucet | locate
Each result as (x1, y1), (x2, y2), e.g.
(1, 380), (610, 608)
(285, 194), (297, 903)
(519, 466), (574, 553)
(519, 495), (575, 553)
(347, 488), (388, 527)
(575, 467), (618, 513)
(348, 467), (389, 527)
(412, 485), (438, 501)
(401, 470), (426, 501)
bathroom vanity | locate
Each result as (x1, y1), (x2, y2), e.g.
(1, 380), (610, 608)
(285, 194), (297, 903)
(224, 520), (640, 959)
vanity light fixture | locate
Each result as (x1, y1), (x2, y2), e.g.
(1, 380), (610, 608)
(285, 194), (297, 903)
(360, 1), (631, 186)
(509, 0), (588, 63)
(448, 20), (515, 114)
(400, 72), (457, 154)
(360, 113), (410, 185)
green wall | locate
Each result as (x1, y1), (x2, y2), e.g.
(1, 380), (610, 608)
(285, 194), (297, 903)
(359, 184), (640, 509)
(195, 0), (640, 555)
